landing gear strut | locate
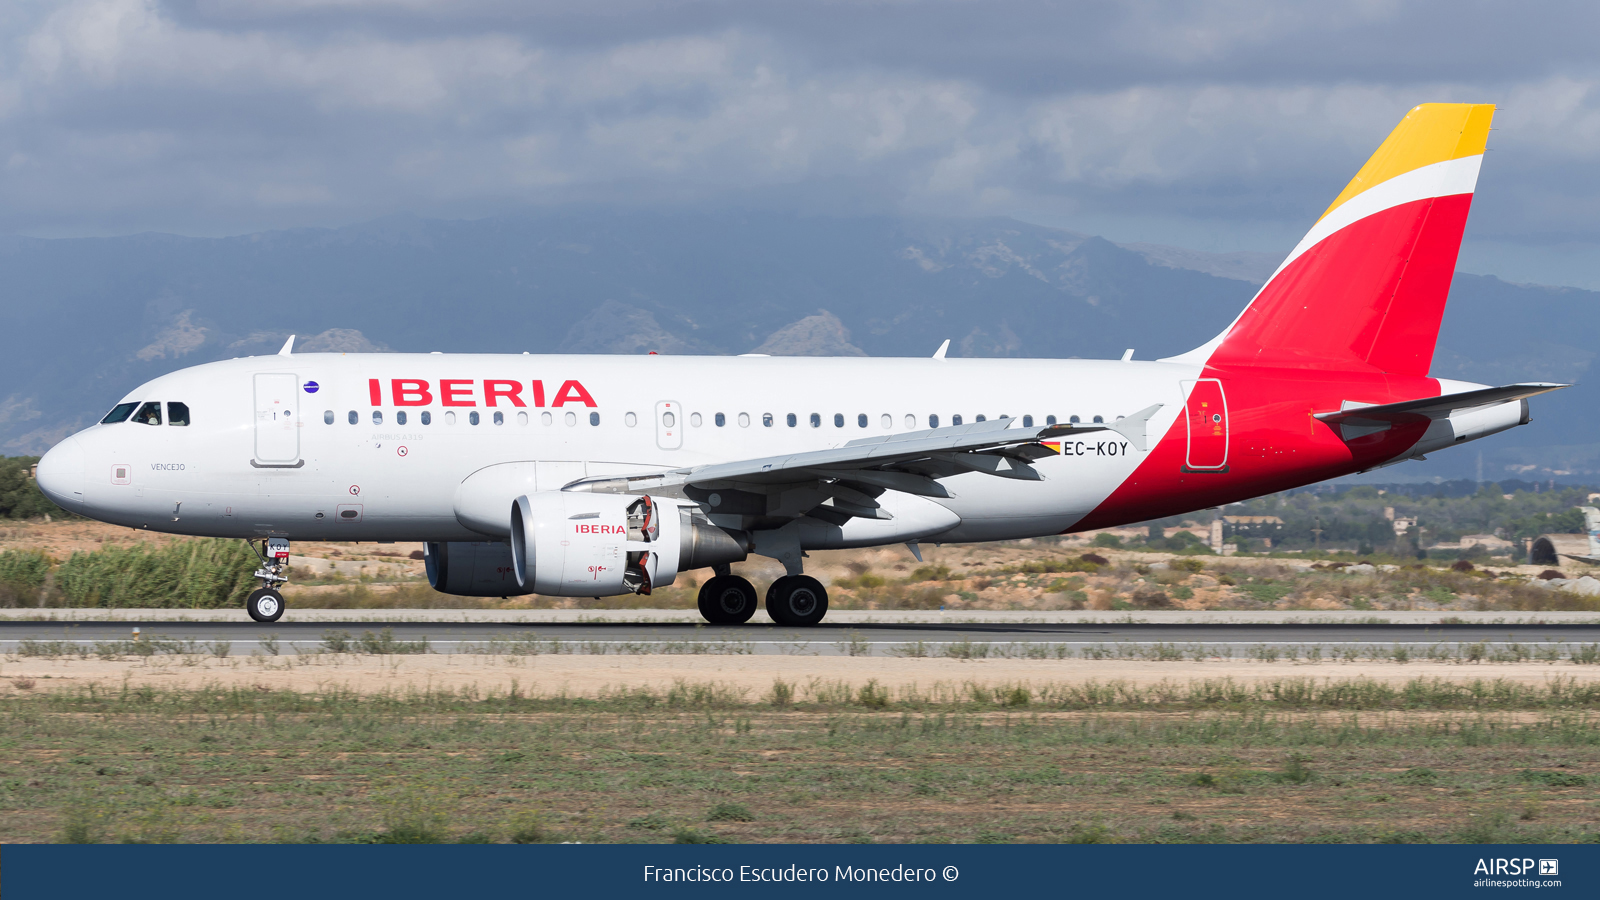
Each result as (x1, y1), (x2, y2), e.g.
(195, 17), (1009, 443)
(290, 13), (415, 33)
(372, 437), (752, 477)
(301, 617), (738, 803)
(245, 537), (290, 623)
(697, 574), (759, 624)
(765, 575), (829, 627)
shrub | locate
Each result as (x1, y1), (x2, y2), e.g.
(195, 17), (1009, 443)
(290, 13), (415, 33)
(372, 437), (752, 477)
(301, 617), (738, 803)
(1079, 552), (1109, 565)
(707, 802), (754, 822)
(909, 564), (952, 582)
(54, 540), (257, 608)
(1516, 770), (1587, 787)
(1091, 533), (1123, 548)
(0, 549), (52, 606)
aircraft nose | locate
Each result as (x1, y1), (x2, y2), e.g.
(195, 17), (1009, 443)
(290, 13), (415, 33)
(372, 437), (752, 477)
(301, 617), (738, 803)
(35, 437), (86, 507)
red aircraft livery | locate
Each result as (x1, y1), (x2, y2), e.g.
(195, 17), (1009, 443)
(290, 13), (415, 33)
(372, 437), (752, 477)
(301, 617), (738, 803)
(368, 379), (597, 407)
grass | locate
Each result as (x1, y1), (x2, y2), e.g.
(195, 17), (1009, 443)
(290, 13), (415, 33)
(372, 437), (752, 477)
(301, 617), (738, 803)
(0, 677), (1596, 844)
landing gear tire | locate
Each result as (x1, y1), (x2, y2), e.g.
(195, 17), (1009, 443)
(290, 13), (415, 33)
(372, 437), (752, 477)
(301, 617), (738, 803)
(698, 575), (758, 624)
(246, 588), (286, 623)
(765, 575), (829, 627)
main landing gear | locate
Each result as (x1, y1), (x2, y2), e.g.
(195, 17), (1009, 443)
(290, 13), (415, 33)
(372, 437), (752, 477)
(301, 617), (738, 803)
(697, 574), (759, 624)
(765, 575), (829, 627)
(694, 569), (830, 627)
(245, 537), (290, 623)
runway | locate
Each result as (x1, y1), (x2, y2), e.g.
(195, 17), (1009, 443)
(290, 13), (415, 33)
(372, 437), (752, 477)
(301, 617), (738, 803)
(7, 619), (1599, 657)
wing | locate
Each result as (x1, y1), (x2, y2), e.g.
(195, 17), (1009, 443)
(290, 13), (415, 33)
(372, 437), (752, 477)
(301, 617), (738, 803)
(1313, 382), (1566, 426)
(567, 404), (1164, 527)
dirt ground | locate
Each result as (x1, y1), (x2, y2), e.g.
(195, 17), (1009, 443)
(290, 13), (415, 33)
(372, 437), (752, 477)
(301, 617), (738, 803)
(5, 653), (1595, 698)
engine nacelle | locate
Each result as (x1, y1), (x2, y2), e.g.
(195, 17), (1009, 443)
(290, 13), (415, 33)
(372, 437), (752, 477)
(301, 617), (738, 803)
(509, 492), (750, 597)
(424, 541), (534, 597)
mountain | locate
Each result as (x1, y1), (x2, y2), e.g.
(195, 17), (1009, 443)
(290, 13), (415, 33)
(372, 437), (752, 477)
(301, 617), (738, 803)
(2, 211), (1596, 482)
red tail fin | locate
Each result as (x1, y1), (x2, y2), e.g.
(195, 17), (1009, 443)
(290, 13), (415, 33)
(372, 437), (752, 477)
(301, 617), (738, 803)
(1174, 103), (1495, 375)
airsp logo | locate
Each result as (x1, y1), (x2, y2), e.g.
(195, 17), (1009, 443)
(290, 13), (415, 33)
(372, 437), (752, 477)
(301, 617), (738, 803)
(1474, 858), (1550, 876)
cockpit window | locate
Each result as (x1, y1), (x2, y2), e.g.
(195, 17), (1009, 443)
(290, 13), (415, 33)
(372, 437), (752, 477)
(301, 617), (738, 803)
(133, 402), (162, 426)
(101, 402), (138, 424)
(167, 402), (190, 426)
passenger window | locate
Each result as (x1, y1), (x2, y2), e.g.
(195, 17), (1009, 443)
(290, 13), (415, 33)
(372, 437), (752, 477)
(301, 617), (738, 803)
(786, 413), (797, 427)
(101, 402), (139, 424)
(765, 413), (775, 427)
(809, 413), (821, 428)
(448, 411), (459, 425)
(469, 411), (481, 425)
(373, 411), (383, 425)
(1047, 415), (1057, 425)
(348, 410), (358, 425)
(396, 411), (407, 425)
(880, 414), (891, 429)
(1093, 415), (1104, 424)
(517, 411), (528, 426)
(952, 414), (963, 426)
(690, 412), (702, 427)
(134, 401), (162, 426)
(1022, 415), (1033, 427)
(564, 411), (576, 426)
(422, 411), (432, 425)
(904, 414), (915, 429)
(493, 411), (504, 425)
(715, 413), (726, 427)
(1069, 415), (1080, 424)
(590, 412), (600, 426)
(975, 414), (986, 423)
(323, 410), (334, 425)
(625, 412), (638, 427)
(738, 413), (750, 428)
(833, 413), (844, 427)
(539, 411), (550, 426)
(929, 414), (939, 428)
(166, 402), (190, 426)
(859, 414), (868, 428)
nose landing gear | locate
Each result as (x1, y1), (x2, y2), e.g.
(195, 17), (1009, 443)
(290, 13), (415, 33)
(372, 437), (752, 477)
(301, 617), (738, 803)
(245, 537), (290, 623)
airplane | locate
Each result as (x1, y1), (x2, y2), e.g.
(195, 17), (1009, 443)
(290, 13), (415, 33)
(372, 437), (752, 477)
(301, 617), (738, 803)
(33, 102), (1565, 625)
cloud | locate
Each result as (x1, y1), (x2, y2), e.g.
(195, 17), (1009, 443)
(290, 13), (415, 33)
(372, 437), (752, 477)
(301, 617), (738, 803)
(2, 0), (1600, 285)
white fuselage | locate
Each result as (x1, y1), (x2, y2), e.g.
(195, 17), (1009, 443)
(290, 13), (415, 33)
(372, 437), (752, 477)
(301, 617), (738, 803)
(39, 352), (1199, 547)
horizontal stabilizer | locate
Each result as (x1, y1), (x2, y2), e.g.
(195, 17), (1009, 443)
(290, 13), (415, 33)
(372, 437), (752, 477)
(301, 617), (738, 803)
(1314, 383), (1566, 426)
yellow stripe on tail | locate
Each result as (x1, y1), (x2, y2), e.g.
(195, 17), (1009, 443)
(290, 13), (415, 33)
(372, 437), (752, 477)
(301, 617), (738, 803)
(1318, 103), (1495, 222)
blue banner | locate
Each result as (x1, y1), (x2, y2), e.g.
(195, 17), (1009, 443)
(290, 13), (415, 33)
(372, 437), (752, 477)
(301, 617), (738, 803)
(5, 844), (1595, 898)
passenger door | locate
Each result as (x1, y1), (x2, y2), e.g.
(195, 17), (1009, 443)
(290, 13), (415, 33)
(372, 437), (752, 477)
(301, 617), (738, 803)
(1182, 379), (1228, 471)
(254, 373), (300, 464)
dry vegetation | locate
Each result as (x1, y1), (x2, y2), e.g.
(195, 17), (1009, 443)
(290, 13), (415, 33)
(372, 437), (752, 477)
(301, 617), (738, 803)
(2, 677), (1596, 845)
(2, 518), (1599, 612)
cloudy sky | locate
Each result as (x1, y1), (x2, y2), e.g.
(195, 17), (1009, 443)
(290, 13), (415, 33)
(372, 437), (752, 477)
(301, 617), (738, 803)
(5, 1), (1600, 286)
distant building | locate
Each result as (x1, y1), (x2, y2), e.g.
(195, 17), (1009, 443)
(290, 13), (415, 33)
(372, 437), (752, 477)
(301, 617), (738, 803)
(1221, 515), (1284, 548)
(1530, 534), (1591, 566)
(1429, 534), (1514, 552)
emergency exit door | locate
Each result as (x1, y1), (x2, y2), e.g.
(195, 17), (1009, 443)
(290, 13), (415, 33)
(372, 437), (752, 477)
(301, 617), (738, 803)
(254, 373), (300, 464)
(1182, 379), (1228, 471)
(655, 400), (683, 450)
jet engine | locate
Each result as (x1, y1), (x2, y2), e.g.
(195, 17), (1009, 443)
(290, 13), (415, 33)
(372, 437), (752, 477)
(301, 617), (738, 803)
(507, 492), (750, 597)
(424, 541), (531, 597)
